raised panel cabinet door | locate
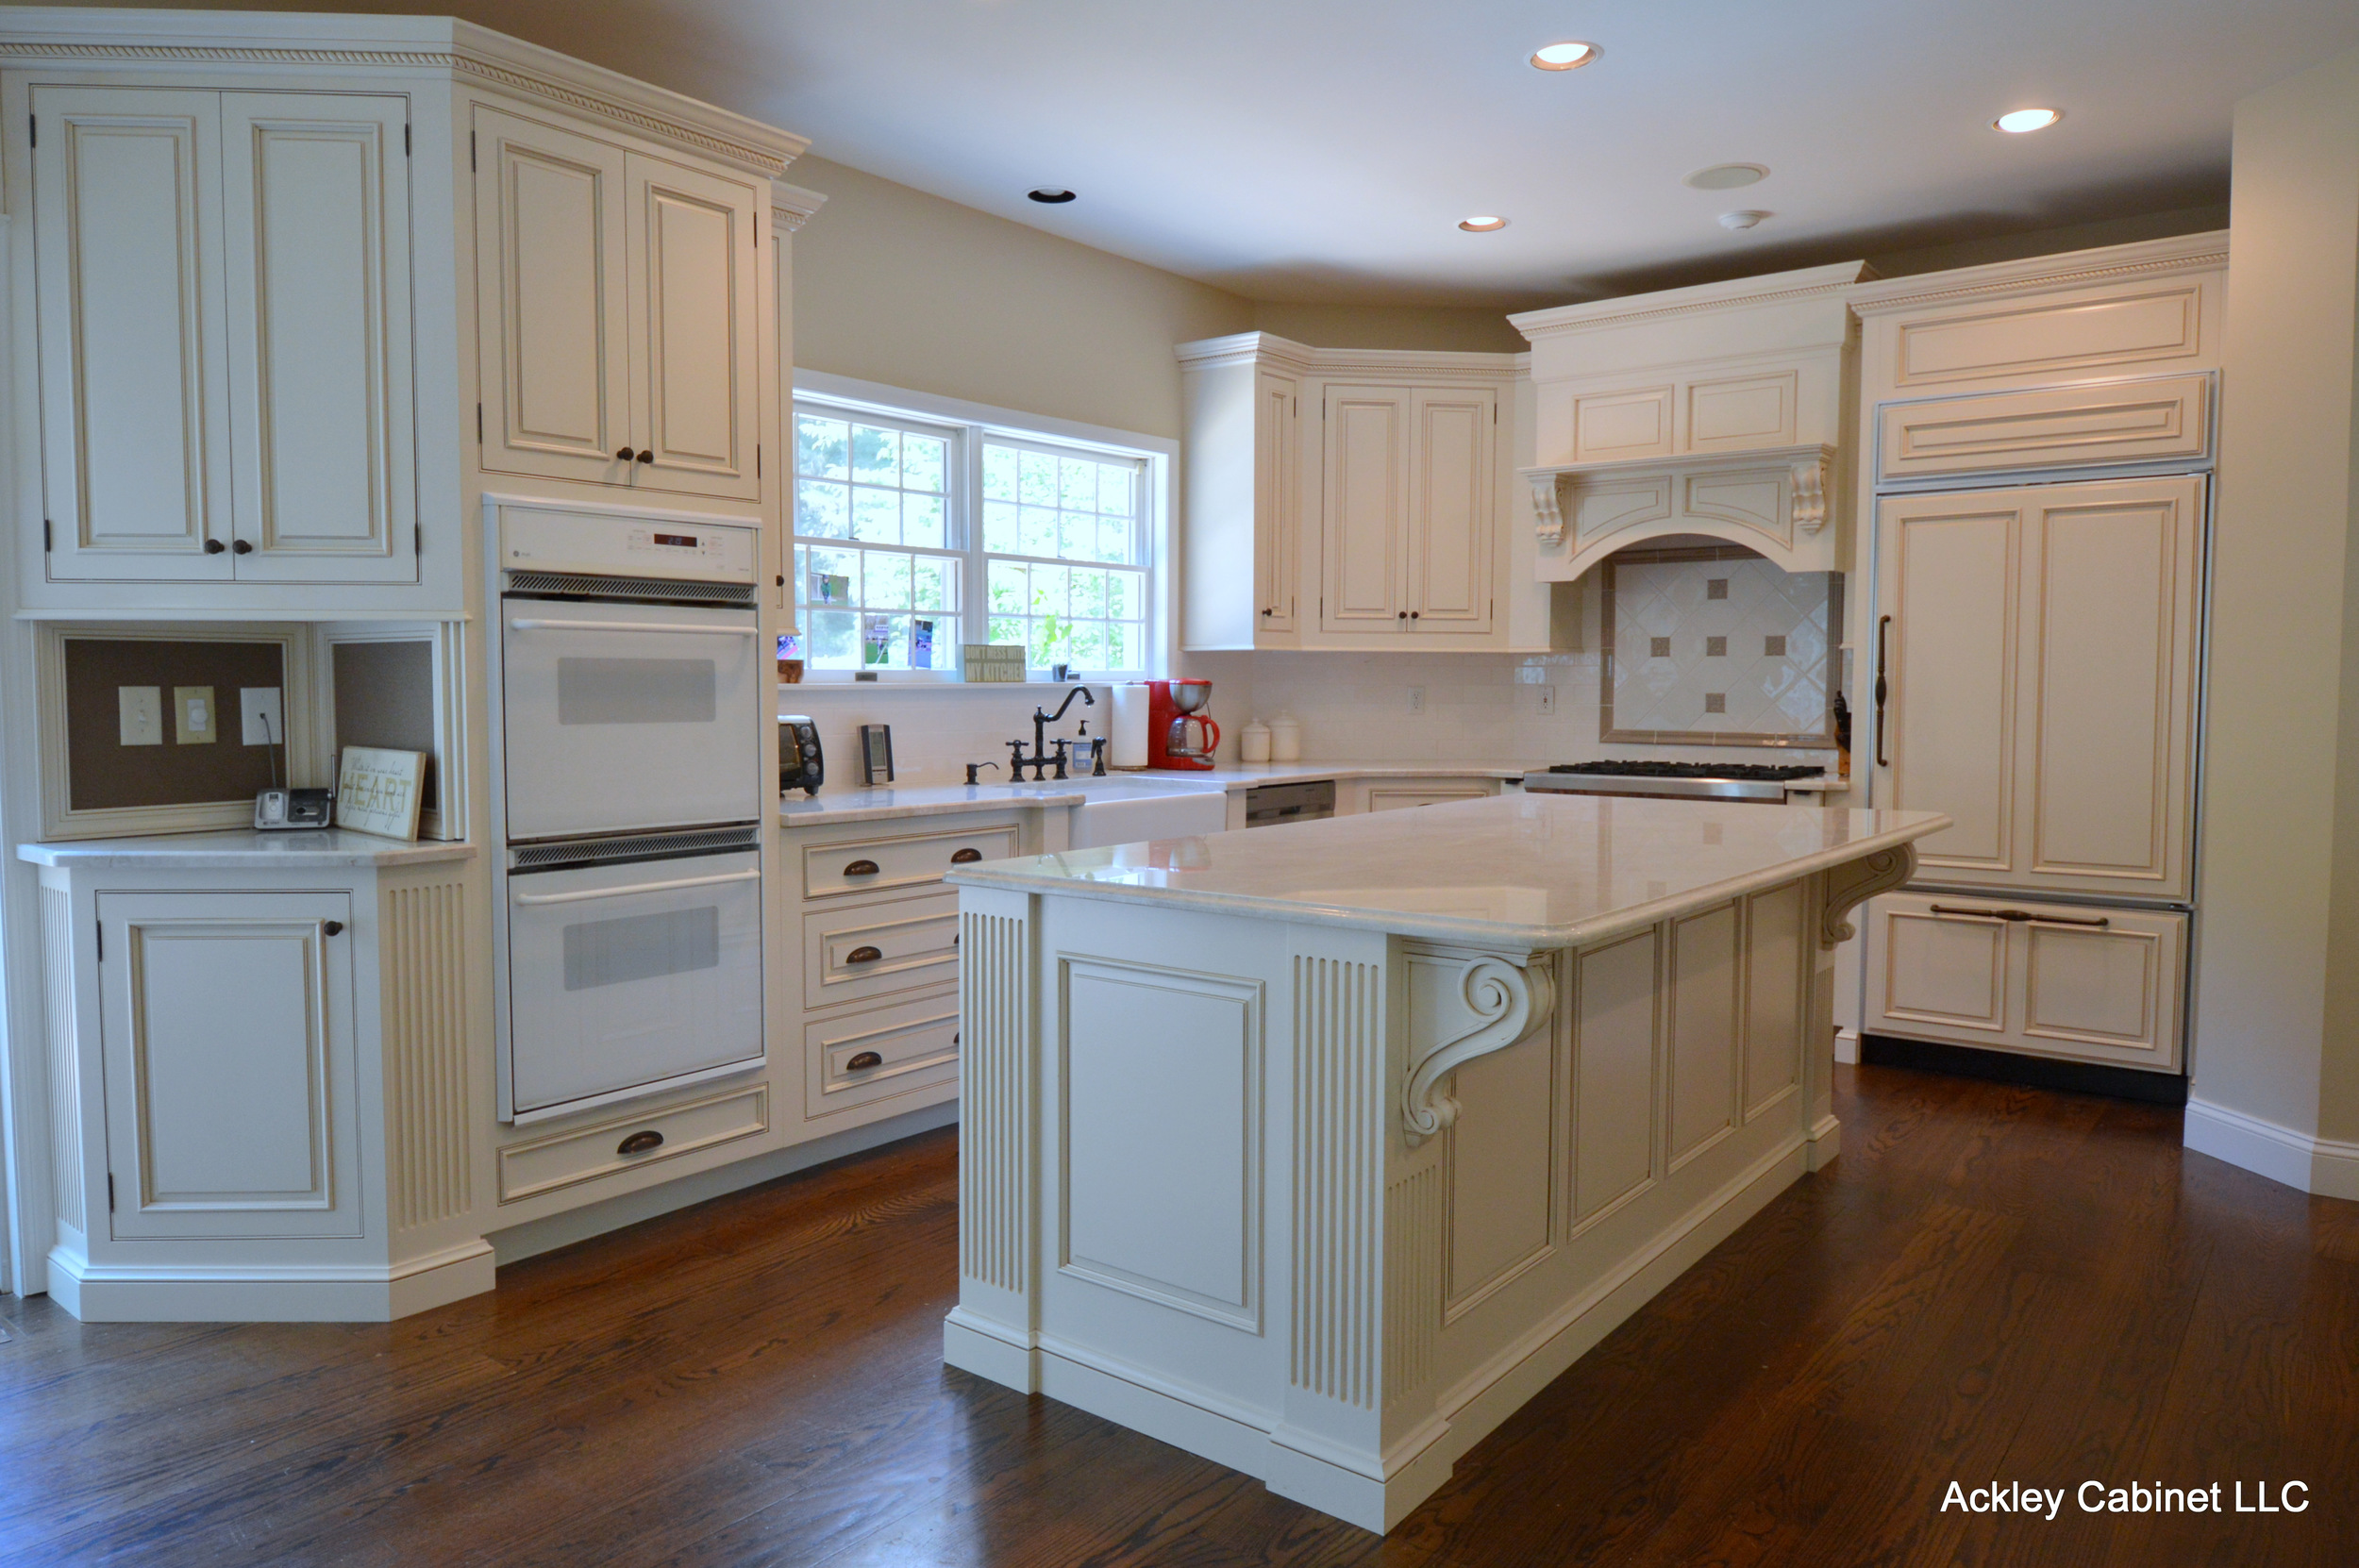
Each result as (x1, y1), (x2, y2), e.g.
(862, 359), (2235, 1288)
(474, 107), (632, 488)
(220, 93), (416, 582)
(1865, 894), (2011, 1041)
(1254, 370), (1298, 633)
(2015, 904), (2185, 1071)
(95, 892), (363, 1240)
(1874, 492), (2020, 878)
(2018, 475), (2201, 900)
(1320, 385), (1408, 631)
(30, 86), (233, 580)
(1407, 387), (1494, 629)
(625, 153), (762, 500)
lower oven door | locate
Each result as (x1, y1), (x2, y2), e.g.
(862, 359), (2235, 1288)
(506, 849), (763, 1121)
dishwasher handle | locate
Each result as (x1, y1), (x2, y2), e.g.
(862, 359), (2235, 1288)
(512, 867), (761, 907)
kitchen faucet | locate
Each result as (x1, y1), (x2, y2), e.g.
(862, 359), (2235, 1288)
(1009, 686), (1096, 779)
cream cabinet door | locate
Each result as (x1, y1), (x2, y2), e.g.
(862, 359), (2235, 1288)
(1254, 369), (1299, 633)
(31, 86), (234, 580)
(1407, 387), (1494, 630)
(1320, 384), (1409, 630)
(474, 106), (635, 489)
(1874, 475), (2200, 900)
(220, 93), (416, 582)
(97, 892), (364, 1240)
(625, 153), (762, 500)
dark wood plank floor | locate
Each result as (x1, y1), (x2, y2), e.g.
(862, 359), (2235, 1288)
(5, 1063), (2354, 1567)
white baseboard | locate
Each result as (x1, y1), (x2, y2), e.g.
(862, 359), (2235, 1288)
(2183, 1098), (2359, 1201)
(1834, 1026), (1860, 1065)
(46, 1240), (494, 1323)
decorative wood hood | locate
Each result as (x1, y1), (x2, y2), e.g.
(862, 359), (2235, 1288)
(1510, 261), (1870, 581)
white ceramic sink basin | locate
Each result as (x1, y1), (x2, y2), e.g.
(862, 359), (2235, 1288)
(1018, 776), (1230, 849)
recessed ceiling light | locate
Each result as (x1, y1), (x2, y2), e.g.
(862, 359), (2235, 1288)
(1530, 41), (1598, 71)
(1028, 187), (1077, 204)
(1718, 209), (1770, 231)
(1459, 215), (1509, 232)
(1993, 108), (2063, 134)
(1684, 162), (1769, 191)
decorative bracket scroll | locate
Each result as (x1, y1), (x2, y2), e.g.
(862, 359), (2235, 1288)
(1791, 452), (1830, 536)
(1401, 956), (1558, 1145)
(1820, 842), (1919, 948)
(1529, 473), (1567, 547)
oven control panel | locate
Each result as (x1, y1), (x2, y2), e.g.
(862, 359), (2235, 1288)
(499, 505), (758, 583)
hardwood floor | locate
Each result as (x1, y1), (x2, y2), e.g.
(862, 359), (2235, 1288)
(5, 1064), (2354, 1566)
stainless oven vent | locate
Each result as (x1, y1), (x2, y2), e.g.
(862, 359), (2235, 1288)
(504, 570), (757, 607)
(510, 823), (761, 874)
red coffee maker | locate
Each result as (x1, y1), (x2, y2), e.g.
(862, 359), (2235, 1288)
(1146, 678), (1219, 770)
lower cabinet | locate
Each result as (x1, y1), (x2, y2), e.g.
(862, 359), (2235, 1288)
(1864, 890), (2186, 1072)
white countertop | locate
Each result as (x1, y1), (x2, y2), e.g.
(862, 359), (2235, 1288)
(946, 792), (1944, 948)
(18, 830), (479, 870)
(780, 759), (1849, 826)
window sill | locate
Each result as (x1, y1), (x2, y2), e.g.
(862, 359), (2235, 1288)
(778, 678), (1129, 696)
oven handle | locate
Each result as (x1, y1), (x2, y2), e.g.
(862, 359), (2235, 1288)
(507, 617), (759, 637)
(512, 867), (761, 907)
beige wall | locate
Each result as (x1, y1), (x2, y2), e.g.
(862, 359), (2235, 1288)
(2191, 45), (2359, 1163)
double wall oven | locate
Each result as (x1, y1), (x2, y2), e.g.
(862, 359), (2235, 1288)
(492, 506), (766, 1124)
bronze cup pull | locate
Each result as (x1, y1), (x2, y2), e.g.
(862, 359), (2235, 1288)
(950, 847), (983, 864)
(846, 1050), (884, 1071)
(844, 859), (880, 876)
(845, 945), (884, 965)
(617, 1129), (664, 1156)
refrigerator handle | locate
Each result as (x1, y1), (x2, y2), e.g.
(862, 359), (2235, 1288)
(1874, 614), (1892, 770)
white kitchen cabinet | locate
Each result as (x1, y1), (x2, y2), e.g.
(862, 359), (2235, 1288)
(1872, 474), (2202, 902)
(1319, 382), (1496, 635)
(30, 86), (417, 585)
(96, 891), (363, 1240)
(1865, 891), (2185, 1072)
(475, 106), (763, 502)
(1253, 369), (1302, 632)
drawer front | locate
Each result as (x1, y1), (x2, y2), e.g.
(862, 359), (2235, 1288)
(1865, 892), (2185, 1072)
(1365, 785), (1495, 812)
(804, 890), (960, 1008)
(1879, 374), (2212, 482)
(807, 992), (960, 1118)
(801, 823), (1021, 900)
(497, 1083), (769, 1203)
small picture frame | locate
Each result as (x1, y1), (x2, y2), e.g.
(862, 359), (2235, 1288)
(334, 746), (426, 841)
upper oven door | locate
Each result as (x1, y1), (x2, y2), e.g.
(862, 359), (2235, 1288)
(501, 595), (762, 841)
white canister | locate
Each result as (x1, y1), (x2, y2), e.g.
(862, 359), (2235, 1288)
(1240, 719), (1272, 763)
(1268, 712), (1302, 762)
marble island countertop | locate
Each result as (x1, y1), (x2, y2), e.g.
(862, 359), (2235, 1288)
(945, 792), (1944, 948)
(18, 829), (478, 870)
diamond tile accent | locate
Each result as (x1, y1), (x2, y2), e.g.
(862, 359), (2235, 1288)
(1650, 636), (1671, 659)
(1603, 552), (1837, 742)
(1705, 636), (1727, 657)
(1765, 634), (1786, 657)
(1706, 578), (1729, 600)
(1704, 692), (1726, 713)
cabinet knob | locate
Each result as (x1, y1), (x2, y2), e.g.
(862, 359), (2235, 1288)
(1409, 610), (1419, 620)
(615, 446), (635, 462)
(322, 920), (344, 936)
(845, 944), (883, 965)
(845, 1050), (884, 1072)
(844, 859), (880, 876)
(950, 847), (983, 864)
(1262, 608), (1272, 617)
(1397, 610), (1408, 620)
(231, 539), (254, 555)
(635, 449), (655, 464)
(617, 1129), (664, 1156)
(203, 539), (226, 555)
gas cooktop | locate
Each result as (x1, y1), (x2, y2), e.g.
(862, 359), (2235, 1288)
(1522, 759), (1832, 802)
(1542, 761), (1826, 781)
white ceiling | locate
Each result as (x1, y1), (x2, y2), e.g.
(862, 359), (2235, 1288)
(131, 0), (2359, 305)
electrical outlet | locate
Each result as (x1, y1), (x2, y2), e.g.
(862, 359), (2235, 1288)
(1407, 686), (1426, 715)
(118, 686), (162, 747)
(1536, 684), (1557, 716)
(174, 685), (216, 743)
(240, 687), (284, 747)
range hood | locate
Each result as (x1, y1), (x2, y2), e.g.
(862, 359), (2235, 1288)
(1510, 261), (1871, 581)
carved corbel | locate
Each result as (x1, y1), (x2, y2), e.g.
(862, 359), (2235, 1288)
(1529, 473), (1567, 547)
(1820, 842), (1918, 948)
(1402, 955), (1557, 1144)
(1791, 452), (1830, 537)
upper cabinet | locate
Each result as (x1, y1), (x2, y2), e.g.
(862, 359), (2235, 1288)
(474, 108), (763, 502)
(5, 13), (806, 615)
(1177, 334), (1526, 651)
(1511, 262), (1868, 583)
(29, 86), (415, 585)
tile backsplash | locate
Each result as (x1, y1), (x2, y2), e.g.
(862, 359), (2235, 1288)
(1601, 548), (1839, 745)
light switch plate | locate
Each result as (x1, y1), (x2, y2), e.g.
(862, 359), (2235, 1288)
(174, 685), (216, 743)
(118, 686), (162, 747)
(240, 687), (284, 747)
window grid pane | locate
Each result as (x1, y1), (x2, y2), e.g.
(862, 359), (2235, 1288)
(795, 542), (961, 672)
(980, 438), (1147, 675)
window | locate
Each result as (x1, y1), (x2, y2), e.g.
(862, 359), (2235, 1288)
(790, 395), (1158, 679)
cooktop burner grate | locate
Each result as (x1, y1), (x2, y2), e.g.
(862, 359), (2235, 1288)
(1544, 761), (1824, 781)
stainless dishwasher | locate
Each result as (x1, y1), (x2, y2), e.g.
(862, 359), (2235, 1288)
(1244, 779), (1335, 826)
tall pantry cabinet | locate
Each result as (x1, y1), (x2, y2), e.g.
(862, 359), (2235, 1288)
(1849, 235), (2227, 1078)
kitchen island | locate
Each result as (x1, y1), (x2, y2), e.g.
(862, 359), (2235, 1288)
(942, 792), (1948, 1531)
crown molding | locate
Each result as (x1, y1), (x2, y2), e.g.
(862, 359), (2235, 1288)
(771, 181), (828, 232)
(1176, 330), (1520, 381)
(1847, 231), (2229, 317)
(1511, 261), (1874, 342)
(0, 9), (807, 176)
